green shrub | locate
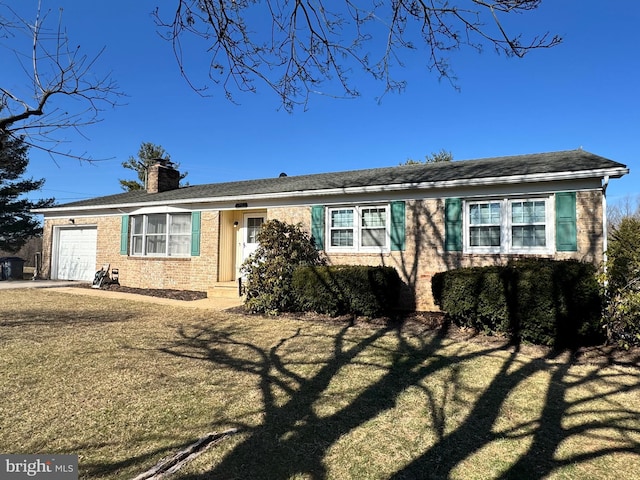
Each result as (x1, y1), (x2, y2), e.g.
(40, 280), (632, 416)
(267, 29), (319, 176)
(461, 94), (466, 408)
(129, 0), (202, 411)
(432, 258), (603, 348)
(431, 266), (509, 333)
(601, 278), (640, 349)
(241, 220), (325, 315)
(607, 217), (640, 292)
(293, 265), (402, 317)
(602, 288), (640, 349)
(293, 266), (345, 316)
(601, 216), (640, 348)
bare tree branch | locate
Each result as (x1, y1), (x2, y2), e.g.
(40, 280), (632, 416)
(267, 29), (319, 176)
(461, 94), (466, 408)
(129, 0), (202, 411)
(0, 1), (125, 162)
(154, 0), (561, 111)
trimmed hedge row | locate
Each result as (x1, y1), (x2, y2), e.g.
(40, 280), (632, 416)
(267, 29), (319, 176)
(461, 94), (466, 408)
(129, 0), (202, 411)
(432, 258), (603, 348)
(293, 265), (402, 317)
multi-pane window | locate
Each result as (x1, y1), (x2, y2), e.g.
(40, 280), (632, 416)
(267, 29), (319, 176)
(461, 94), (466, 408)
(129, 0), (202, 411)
(330, 209), (355, 247)
(469, 202), (501, 247)
(130, 213), (191, 256)
(361, 207), (387, 247)
(246, 217), (264, 244)
(511, 200), (546, 248)
(328, 206), (388, 251)
(465, 198), (551, 253)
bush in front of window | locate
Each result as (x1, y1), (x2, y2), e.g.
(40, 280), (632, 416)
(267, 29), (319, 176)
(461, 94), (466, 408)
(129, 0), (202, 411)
(430, 265), (510, 335)
(292, 265), (402, 318)
(242, 220), (325, 315)
(432, 259), (603, 348)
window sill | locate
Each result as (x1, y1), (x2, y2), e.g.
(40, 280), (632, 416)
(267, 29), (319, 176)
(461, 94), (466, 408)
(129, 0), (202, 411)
(325, 248), (391, 255)
(464, 248), (554, 256)
(127, 255), (192, 261)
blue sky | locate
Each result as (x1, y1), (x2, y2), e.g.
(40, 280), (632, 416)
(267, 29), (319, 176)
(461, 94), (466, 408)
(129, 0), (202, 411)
(5, 1), (639, 206)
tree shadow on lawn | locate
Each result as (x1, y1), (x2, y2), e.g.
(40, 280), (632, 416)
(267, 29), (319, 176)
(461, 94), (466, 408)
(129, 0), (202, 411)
(0, 308), (139, 328)
(74, 436), (206, 479)
(150, 318), (640, 480)
(390, 348), (640, 480)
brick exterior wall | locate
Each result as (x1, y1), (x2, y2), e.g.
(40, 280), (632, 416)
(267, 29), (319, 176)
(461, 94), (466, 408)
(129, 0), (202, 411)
(42, 190), (603, 312)
(42, 212), (220, 293)
(147, 162), (180, 193)
(267, 207), (311, 229)
(267, 190), (603, 311)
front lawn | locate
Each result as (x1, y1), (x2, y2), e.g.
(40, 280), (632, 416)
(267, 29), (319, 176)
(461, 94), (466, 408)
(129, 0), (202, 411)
(1, 289), (638, 479)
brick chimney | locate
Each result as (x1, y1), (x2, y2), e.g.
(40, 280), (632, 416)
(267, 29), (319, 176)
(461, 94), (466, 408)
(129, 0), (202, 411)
(147, 159), (180, 193)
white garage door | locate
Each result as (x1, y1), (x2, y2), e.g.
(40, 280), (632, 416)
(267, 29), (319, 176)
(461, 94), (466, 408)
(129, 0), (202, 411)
(56, 227), (98, 281)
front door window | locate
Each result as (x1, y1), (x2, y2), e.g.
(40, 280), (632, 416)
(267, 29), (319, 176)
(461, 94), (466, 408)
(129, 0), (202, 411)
(242, 216), (264, 264)
(246, 217), (263, 244)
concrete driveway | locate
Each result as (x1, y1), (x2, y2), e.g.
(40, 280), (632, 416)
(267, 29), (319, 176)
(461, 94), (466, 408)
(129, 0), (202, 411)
(0, 279), (87, 289)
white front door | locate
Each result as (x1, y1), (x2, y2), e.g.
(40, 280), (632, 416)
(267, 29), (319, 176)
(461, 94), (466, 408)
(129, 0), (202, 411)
(241, 214), (264, 265)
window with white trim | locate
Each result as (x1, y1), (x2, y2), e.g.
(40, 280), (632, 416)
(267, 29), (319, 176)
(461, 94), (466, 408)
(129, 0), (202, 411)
(511, 200), (547, 248)
(327, 205), (390, 252)
(465, 197), (553, 254)
(469, 202), (501, 247)
(130, 213), (192, 256)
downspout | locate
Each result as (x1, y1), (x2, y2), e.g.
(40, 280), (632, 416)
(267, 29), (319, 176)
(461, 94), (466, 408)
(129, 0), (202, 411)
(602, 175), (610, 289)
(33, 252), (41, 280)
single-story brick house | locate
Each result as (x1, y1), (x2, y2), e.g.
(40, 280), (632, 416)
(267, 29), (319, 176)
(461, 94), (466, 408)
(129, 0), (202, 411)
(35, 150), (628, 310)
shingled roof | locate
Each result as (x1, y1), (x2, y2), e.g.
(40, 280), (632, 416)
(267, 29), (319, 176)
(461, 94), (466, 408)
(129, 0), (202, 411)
(44, 149), (628, 211)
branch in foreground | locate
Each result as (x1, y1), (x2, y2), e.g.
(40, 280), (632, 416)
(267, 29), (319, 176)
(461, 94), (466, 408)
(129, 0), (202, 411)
(154, 0), (561, 111)
(0, 1), (125, 162)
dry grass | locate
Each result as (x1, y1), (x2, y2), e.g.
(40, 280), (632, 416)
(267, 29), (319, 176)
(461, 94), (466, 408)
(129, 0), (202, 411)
(1, 289), (639, 480)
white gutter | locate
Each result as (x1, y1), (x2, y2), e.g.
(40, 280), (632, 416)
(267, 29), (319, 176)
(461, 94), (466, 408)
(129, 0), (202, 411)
(33, 166), (630, 215)
(602, 175), (610, 287)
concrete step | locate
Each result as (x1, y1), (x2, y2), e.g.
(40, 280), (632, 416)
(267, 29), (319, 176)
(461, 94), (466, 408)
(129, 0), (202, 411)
(208, 282), (243, 299)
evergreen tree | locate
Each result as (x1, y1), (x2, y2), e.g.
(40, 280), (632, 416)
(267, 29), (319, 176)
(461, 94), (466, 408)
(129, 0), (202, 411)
(608, 216), (640, 292)
(119, 142), (187, 191)
(0, 133), (54, 252)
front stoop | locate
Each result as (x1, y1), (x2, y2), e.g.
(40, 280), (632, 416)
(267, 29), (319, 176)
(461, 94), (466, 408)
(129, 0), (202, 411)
(208, 281), (243, 299)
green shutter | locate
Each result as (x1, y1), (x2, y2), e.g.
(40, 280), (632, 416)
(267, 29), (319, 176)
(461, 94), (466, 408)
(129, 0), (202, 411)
(445, 198), (463, 252)
(390, 201), (406, 251)
(311, 205), (325, 250)
(556, 192), (577, 251)
(120, 215), (129, 255)
(191, 211), (201, 256)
